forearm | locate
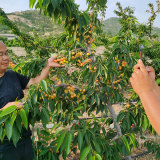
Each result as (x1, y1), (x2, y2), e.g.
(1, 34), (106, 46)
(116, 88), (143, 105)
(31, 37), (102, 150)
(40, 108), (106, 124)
(33, 65), (50, 84)
(27, 65), (51, 87)
(0, 102), (23, 111)
(139, 91), (160, 135)
(153, 82), (160, 97)
(0, 104), (9, 110)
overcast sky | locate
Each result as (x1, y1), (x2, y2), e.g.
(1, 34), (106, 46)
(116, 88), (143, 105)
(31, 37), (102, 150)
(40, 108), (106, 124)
(0, 0), (160, 27)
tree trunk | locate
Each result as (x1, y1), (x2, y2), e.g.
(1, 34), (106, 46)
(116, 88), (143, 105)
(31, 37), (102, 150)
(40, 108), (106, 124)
(107, 103), (132, 160)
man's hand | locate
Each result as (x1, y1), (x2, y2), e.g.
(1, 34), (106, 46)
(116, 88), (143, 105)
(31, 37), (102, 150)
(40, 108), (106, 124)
(134, 63), (155, 82)
(130, 59), (154, 96)
(47, 55), (65, 68)
(1, 102), (24, 111)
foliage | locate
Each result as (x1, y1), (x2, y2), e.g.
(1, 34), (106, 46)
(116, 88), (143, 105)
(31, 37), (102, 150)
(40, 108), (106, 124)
(0, 1), (160, 160)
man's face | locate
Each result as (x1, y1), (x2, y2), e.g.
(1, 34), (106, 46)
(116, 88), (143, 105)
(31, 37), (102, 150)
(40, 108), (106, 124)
(0, 42), (9, 71)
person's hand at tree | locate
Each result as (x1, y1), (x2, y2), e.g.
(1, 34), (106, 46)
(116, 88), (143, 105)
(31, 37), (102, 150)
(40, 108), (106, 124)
(130, 59), (154, 96)
(133, 60), (160, 96)
(133, 62), (155, 83)
(47, 55), (65, 68)
(26, 55), (65, 88)
(130, 59), (160, 136)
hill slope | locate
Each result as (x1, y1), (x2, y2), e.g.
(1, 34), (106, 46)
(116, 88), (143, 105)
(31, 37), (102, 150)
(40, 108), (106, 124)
(0, 10), (64, 36)
(102, 17), (121, 36)
(102, 17), (160, 37)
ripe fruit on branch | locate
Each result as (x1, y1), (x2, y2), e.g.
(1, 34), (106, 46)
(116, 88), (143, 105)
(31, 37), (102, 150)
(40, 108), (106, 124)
(131, 124), (134, 128)
(119, 66), (122, 70)
(9, 62), (16, 68)
(116, 60), (120, 63)
(57, 80), (61, 85)
(89, 31), (92, 34)
(86, 35), (90, 39)
(126, 103), (130, 108)
(53, 57), (68, 65)
(122, 61), (128, 67)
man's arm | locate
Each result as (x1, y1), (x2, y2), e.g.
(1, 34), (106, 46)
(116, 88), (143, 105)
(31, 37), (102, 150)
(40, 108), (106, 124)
(0, 102), (23, 111)
(26, 56), (64, 88)
(130, 59), (160, 135)
(26, 65), (50, 88)
(153, 82), (160, 97)
(139, 91), (160, 135)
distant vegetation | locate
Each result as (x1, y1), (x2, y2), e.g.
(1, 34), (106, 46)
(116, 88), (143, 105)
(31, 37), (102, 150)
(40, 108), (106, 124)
(0, 10), (64, 36)
(0, 10), (160, 37)
(102, 17), (160, 37)
(102, 17), (121, 36)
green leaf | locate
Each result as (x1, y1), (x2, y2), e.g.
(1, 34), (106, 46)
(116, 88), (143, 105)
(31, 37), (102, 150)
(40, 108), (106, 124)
(90, 95), (95, 106)
(0, 116), (9, 125)
(92, 139), (101, 154)
(117, 111), (125, 122)
(74, 106), (83, 112)
(29, 0), (37, 8)
(41, 80), (48, 92)
(88, 153), (93, 160)
(80, 146), (90, 160)
(130, 133), (137, 149)
(0, 105), (17, 118)
(156, 78), (160, 85)
(43, 0), (50, 6)
(56, 132), (66, 152)
(5, 119), (12, 140)
(142, 115), (148, 130)
(78, 132), (83, 150)
(65, 132), (73, 155)
(78, 15), (82, 31)
(0, 126), (3, 138)
(12, 125), (20, 147)
(96, 94), (100, 106)
(33, 93), (38, 104)
(51, 0), (58, 10)
(38, 0), (43, 7)
(49, 100), (55, 112)
(39, 148), (49, 156)
(19, 109), (28, 130)
(122, 135), (130, 154)
(15, 115), (22, 133)
(10, 110), (17, 126)
(95, 153), (102, 160)
(41, 107), (50, 123)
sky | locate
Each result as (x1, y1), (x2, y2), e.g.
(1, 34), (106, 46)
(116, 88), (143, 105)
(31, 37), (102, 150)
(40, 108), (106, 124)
(0, 0), (160, 27)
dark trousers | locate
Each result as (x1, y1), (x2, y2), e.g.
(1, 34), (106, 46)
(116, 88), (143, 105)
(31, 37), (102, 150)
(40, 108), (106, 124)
(0, 137), (33, 160)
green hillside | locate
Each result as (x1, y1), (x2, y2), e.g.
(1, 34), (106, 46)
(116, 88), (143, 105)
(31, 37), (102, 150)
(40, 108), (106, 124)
(102, 17), (160, 37)
(0, 10), (64, 36)
(0, 10), (160, 37)
(102, 17), (121, 36)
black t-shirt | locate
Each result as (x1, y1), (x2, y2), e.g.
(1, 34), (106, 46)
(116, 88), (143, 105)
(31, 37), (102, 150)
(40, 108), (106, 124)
(0, 70), (30, 108)
(0, 70), (32, 151)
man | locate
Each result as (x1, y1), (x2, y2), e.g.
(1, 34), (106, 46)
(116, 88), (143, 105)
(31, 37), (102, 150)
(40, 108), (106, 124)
(0, 41), (64, 160)
(130, 59), (160, 135)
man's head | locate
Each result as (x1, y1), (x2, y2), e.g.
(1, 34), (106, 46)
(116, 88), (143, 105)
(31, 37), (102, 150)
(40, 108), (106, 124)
(0, 41), (9, 72)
